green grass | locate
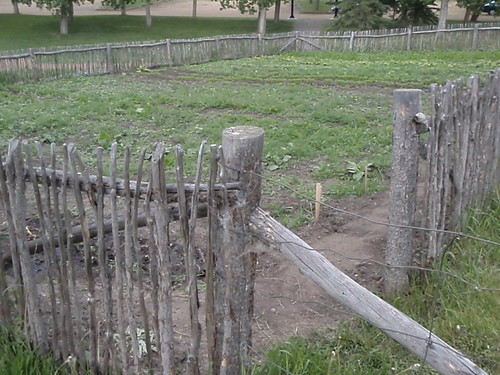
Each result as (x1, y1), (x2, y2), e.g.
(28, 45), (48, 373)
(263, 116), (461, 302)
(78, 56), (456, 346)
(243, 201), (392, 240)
(297, 0), (333, 14)
(0, 38), (498, 373)
(0, 50), (497, 224)
(253, 194), (500, 374)
(0, 325), (79, 375)
(0, 14), (293, 52)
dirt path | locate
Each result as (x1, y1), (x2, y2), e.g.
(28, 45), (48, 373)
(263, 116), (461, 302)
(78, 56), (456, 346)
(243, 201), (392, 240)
(252, 190), (389, 350)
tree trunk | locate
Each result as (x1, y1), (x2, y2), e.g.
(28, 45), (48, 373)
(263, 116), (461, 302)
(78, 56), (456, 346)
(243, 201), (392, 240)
(146, 1), (152, 28)
(470, 12), (480, 22)
(315, 0), (320, 11)
(121, 0), (127, 16)
(192, 0), (197, 18)
(12, 0), (20, 14)
(274, 0), (281, 24)
(463, 7), (471, 22)
(257, 7), (267, 36)
(438, 0), (448, 29)
(69, 1), (74, 21)
(60, 14), (69, 35)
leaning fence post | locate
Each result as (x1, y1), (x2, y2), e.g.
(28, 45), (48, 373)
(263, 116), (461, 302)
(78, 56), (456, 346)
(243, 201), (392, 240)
(220, 126), (264, 375)
(385, 89), (422, 296)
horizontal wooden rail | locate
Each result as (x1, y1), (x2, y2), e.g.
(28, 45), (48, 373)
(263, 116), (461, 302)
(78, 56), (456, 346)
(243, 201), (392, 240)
(1, 203), (208, 266)
(0, 163), (240, 201)
(250, 208), (487, 375)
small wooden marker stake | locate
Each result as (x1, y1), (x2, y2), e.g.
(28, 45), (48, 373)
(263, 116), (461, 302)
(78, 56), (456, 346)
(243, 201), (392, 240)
(315, 183), (322, 220)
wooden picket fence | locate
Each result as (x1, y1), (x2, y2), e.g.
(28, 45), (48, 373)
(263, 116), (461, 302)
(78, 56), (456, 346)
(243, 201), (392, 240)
(423, 68), (500, 262)
(1, 23), (499, 83)
(0, 133), (257, 374)
(0, 124), (491, 375)
(385, 68), (500, 294)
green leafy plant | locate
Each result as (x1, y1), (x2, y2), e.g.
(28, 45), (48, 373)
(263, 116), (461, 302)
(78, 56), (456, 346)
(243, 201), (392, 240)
(347, 160), (377, 194)
(136, 65), (152, 73)
(265, 153), (292, 171)
(346, 160), (375, 181)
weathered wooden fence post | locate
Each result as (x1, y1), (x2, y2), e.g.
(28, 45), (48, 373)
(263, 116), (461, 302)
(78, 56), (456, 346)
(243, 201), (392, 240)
(106, 43), (115, 74)
(472, 23), (479, 49)
(349, 31), (355, 50)
(215, 37), (222, 59)
(28, 48), (40, 81)
(166, 39), (173, 66)
(258, 33), (264, 57)
(406, 26), (413, 51)
(219, 126), (264, 375)
(385, 89), (422, 296)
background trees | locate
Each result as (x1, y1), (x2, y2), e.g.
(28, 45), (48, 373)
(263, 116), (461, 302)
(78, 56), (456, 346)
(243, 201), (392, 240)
(398, 0), (438, 25)
(33, 0), (95, 34)
(11, 0), (33, 14)
(333, 0), (390, 30)
(330, 0), (439, 30)
(219, 0), (277, 34)
(101, 0), (135, 16)
(456, 0), (486, 22)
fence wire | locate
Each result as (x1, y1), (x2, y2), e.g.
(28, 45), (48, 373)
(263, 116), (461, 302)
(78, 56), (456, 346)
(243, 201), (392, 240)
(1, 143), (498, 374)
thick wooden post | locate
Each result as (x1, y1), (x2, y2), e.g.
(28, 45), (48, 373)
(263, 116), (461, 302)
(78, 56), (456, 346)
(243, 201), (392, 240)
(219, 126), (264, 375)
(385, 89), (421, 296)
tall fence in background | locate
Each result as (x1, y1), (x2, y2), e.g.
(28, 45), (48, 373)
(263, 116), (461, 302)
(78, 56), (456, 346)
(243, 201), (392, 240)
(1, 22), (499, 83)
(386, 68), (499, 294)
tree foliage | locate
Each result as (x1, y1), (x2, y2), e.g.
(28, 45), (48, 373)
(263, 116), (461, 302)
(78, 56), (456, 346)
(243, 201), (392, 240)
(331, 0), (390, 30)
(219, 0), (276, 14)
(329, 0), (439, 31)
(33, 0), (94, 34)
(455, 0), (485, 22)
(101, 0), (136, 15)
(219, 0), (277, 34)
(398, 0), (438, 25)
(34, 0), (93, 16)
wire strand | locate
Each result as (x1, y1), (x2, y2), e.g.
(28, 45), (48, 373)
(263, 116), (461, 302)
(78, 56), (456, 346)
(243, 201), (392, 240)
(230, 166), (500, 247)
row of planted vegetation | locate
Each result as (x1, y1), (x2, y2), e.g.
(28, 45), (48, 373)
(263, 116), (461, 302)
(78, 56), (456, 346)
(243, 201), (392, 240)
(0, 12), (499, 372)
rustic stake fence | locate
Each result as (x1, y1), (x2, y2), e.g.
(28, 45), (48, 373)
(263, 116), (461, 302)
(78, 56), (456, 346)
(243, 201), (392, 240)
(386, 68), (500, 294)
(0, 123), (490, 374)
(1, 23), (499, 83)
(0, 133), (255, 374)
